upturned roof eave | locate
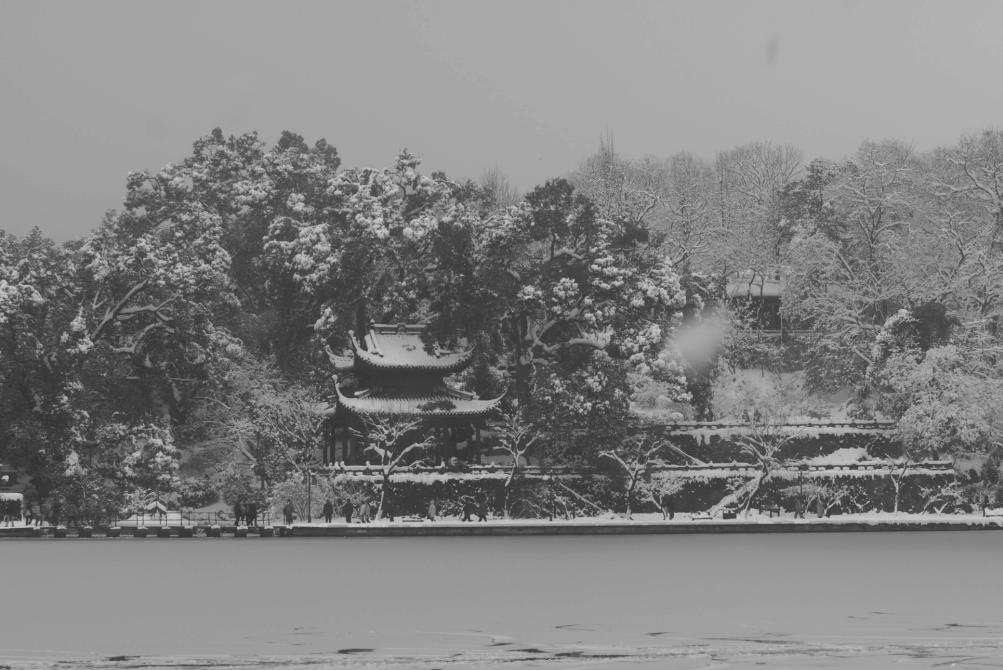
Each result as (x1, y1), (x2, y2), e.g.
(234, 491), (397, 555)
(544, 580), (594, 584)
(346, 324), (476, 373)
(352, 347), (475, 374)
(334, 384), (504, 418)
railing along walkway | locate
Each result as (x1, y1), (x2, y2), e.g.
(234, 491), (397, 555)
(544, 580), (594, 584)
(641, 420), (897, 431)
(316, 459), (953, 479)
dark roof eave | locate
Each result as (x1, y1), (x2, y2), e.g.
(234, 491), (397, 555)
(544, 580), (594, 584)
(352, 350), (475, 374)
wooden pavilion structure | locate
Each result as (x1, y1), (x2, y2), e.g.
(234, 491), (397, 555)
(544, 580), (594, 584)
(321, 323), (503, 466)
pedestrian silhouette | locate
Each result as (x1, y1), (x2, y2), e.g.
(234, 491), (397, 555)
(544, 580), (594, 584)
(661, 492), (675, 520)
(476, 493), (488, 522)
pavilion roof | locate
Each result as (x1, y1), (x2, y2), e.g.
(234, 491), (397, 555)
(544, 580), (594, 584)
(346, 323), (474, 373)
(335, 384), (503, 418)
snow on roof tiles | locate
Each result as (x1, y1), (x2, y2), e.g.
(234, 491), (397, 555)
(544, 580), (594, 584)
(335, 385), (502, 417)
(348, 323), (474, 372)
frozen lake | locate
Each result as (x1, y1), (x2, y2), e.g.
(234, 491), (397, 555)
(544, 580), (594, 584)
(2, 532), (1002, 669)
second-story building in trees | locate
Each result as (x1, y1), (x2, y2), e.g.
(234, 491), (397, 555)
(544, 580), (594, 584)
(726, 269), (819, 375)
(322, 323), (503, 466)
(727, 269), (785, 335)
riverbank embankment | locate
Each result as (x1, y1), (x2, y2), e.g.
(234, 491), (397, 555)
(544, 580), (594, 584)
(3, 512), (1002, 538)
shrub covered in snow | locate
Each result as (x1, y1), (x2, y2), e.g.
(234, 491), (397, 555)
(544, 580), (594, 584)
(646, 423), (899, 464)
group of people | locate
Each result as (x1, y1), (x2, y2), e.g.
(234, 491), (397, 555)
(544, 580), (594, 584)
(231, 500), (260, 526)
(262, 492), (676, 527)
(0, 497), (22, 527)
(331, 497), (376, 524)
(460, 493), (488, 522)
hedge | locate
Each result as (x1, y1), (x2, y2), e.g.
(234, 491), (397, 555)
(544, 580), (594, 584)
(267, 467), (957, 520)
(645, 425), (900, 464)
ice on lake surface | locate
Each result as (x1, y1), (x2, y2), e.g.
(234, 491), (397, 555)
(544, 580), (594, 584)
(1, 532), (1002, 669)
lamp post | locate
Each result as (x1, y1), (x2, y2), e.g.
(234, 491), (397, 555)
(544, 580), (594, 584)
(797, 463), (809, 519)
(306, 469), (312, 523)
(542, 474), (554, 521)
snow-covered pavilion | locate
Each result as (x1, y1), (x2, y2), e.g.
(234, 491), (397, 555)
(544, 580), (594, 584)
(727, 269), (786, 333)
(322, 323), (503, 466)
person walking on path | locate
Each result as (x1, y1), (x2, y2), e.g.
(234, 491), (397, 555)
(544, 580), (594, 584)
(476, 493), (488, 522)
(246, 502), (258, 527)
(342, 499), (354, 524)
(460, 496), (475, 522)
(282, 499), (295, 526)
(233, 500), (244, 526)
(660, 493), (675, 520)
(359, 499), (370, 523)
(322, 498), (334, 524)
(427, 498), (437, 521)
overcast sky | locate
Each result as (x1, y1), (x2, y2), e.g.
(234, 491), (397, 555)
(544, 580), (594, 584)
(2, 0), (1003, 241)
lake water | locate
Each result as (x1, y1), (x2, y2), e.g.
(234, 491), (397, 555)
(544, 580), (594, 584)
(2, 531), (1002, 669)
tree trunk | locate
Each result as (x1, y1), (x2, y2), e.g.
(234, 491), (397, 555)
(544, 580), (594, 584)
(741, 470), (768, 517)
(376, 471), (390, 519)
(503, 463), (519, 518)
(625, 472), (640, 519)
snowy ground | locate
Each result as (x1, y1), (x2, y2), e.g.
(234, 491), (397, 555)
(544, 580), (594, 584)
(3, 509), (1001, 532)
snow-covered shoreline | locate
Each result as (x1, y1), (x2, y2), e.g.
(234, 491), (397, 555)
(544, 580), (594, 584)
(294, 508), (1003, 525)
(2, 510), (1001, 538)
(287, 510), (1003, 536)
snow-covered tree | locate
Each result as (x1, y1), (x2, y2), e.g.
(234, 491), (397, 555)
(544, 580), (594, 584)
(180, 356), (324, 488)
(714, 141), (803, 275)
(352, 415), (436, 518)
(494, 405), (539, 517)
(0, 229), (95, 499)
(265, 149), (456, 341)
(78, 163), (241, 422)
(599, 435), (666, 518)
(782, 141), (929, 392)
(871, 344), (1003, 458)
(708, 417), (805, 517)
(98, 421), (181, 496)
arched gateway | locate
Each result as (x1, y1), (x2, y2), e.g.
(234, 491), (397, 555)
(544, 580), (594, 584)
(321, 323), (504, 466)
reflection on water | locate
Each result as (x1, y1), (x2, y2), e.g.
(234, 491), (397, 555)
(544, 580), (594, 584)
(1, 533), (1002, 668)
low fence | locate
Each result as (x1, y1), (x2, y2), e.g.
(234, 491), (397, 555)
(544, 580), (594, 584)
(314, 458), (951, 480)
(114, 510), (275, 528)
(180, 511), (274, 527)
(641, 420), (897, 431)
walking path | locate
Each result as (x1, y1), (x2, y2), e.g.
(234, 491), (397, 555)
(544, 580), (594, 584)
(3, 511), (1001, 538)
(290, 511), (1003, 536)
